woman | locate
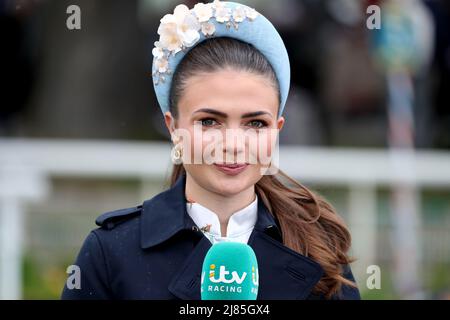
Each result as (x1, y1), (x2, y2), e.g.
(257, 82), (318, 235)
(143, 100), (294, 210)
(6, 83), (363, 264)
(62, 0), (360, 300)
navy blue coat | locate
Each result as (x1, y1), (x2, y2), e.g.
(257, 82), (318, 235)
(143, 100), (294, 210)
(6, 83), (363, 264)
(61, 173), (360, 300)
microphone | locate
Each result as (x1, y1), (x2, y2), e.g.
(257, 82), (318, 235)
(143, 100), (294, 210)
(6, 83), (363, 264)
(200, 242), (259, 300)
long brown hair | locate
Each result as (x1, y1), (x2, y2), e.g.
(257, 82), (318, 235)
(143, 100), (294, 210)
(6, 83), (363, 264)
(168, 37), (356, 298)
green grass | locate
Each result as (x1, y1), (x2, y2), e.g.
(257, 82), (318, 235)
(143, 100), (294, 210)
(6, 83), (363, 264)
(23, 253), (73, 300)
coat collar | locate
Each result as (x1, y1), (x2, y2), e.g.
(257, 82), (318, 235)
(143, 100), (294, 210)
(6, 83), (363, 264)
(140, 173), (194, 249)
(140, 173), (324, 299)
(140, 173), (281, 249)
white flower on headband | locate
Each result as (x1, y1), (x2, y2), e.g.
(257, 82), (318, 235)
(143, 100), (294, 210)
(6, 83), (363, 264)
(155, 57), (169, 73)
(193, 3), (213, 22)
(201, 22), (216, 36)
(245, 7), (258, 21)
(212, 0), (225, 10)
(152, 42), (164, 59)
(157, 23), (183, 53)
(232, 5), (246, 23)
(152, 0), (259, 85)
(215, 5), (231, 23)
(158, 4), (200, 51)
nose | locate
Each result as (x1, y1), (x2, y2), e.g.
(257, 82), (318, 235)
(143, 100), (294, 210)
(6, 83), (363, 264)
(221, 128), (246, 163)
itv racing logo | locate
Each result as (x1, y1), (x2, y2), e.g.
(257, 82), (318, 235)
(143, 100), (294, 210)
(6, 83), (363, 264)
(201, 264), (259, 294)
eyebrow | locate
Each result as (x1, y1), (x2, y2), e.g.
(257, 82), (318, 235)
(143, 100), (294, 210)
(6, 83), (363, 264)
(192, 108), (273, 118)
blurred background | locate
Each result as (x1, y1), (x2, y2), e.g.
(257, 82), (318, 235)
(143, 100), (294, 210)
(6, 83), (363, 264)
(0, 0), (449, 299)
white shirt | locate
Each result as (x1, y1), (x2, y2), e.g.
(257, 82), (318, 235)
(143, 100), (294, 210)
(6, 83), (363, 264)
(186, 195), (258, 245)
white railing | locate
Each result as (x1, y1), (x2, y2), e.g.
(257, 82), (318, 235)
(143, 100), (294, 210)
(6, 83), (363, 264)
(1, 138), (450, 299)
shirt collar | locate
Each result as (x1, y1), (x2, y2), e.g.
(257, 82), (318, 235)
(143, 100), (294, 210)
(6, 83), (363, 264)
(140, 173), (281, 249)
(186, 194), (258, 240)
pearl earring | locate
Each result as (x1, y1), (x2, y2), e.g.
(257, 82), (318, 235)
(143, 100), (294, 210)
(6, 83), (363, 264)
(171, 143), (183, 164)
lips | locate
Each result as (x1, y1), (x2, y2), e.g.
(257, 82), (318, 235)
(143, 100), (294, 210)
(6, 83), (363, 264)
(213, 163), (249, 176)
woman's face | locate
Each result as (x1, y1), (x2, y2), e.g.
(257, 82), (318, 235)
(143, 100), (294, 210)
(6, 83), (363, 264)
(165, 68), (284, 197)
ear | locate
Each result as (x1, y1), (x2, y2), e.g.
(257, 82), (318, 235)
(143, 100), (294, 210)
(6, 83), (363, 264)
(164, 111), (176, 136)
(164, 111), (182, 144)
(276, 116), (285, 131)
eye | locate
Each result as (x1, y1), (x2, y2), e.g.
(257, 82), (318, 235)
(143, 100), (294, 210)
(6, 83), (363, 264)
(246, 120), (268, 128)
(200, 118), (219, 127)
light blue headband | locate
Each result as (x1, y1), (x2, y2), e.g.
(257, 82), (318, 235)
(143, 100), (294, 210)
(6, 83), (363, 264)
(151, 0), (290, 118)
